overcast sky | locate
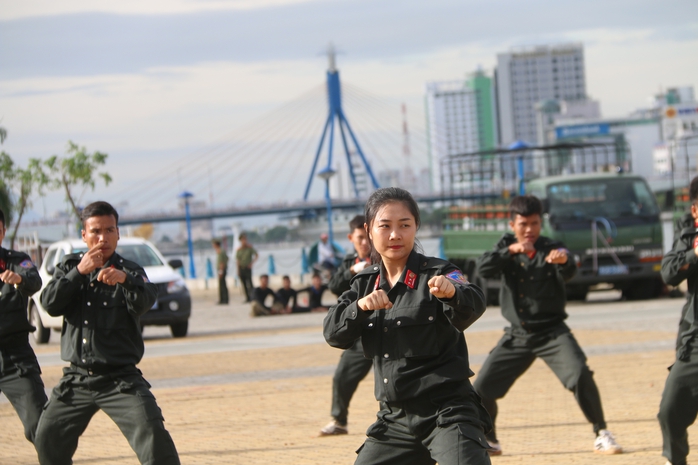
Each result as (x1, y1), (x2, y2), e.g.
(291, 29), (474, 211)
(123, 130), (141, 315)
(1, 0), (697, 219)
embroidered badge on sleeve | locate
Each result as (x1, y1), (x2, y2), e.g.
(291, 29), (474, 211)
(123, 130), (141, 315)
(19, 259), (34, 268)
(446, 270), (468, 284)
(404, 270), (417, 289)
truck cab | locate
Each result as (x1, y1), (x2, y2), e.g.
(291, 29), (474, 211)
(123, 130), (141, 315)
(527, 172), (664, 300)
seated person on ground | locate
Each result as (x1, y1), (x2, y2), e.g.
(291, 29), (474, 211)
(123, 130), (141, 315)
(296, 273), (329, 313)
(250, 274), (275, 316)
(272, 275), (297, 314)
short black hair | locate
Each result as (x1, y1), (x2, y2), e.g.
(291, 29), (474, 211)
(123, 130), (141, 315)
(239, 232), (247, 241)
(81, 201), (119, 227)
(349, 215), (365, 232)
(0, 208), (5, 228)
(312, 272), (321, 279)
(212, 239), (221, 247)
(690, 176), (698, 204)
(282, 275), (290, 281)
(260, 274), (269, 279)
(509, 195), (542, 219)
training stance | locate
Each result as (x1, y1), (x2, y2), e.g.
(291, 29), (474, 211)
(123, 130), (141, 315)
(319, 215), (374, 436)
(0, 208), (47, 444)
(474, 195), (621, 456)
(324, 188), (492, 465)
(34, 201), (180, 465)
(658, 175), (698, 465)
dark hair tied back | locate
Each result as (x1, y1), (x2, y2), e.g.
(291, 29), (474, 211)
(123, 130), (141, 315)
(364, 188), (421, 265)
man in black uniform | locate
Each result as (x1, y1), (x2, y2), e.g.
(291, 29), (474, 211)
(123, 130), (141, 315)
(0, 208), (46, 444)
(658, 175), (698, 465)
(272, 275), (297, 314)
(474, 195), (622, 456)
(250, 274), (275, 316)
(34, 201), (180, 465)
(319, 214), (373, 436)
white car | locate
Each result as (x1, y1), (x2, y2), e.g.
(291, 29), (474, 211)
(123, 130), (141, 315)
(29, 237), (191, 343)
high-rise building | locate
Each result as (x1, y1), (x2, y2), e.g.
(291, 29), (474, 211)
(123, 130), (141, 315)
(496, 43), (587, 146)
(425, 71), (497, 192)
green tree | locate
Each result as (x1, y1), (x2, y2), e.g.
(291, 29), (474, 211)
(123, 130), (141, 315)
(45, 141), (112, 220)
(265, 225), (288, 243)
(0, 153), (50, 248)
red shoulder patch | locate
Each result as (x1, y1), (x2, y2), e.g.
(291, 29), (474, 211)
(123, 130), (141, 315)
(404, 270), (417, 289)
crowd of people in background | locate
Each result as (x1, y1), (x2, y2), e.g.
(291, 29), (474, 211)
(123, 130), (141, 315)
(249, 272), (329, 316)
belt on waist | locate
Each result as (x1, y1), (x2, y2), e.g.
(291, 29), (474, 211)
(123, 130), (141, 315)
(69, 363), (134, 376)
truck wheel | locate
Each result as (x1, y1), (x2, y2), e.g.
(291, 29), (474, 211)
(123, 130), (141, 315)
(623, 278), (662, 300)
(170, 321), (188, 338)
(29, 304), (51, 344)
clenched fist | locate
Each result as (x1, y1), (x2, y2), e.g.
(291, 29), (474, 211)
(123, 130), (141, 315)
(428, 275), (455, 299)
(358, 289), (392, 311)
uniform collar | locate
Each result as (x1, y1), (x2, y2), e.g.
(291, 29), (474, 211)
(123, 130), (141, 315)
(376, 249), (420, 291)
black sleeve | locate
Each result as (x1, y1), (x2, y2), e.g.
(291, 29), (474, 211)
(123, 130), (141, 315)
(662, 233), (698, 286)
(323, 277), (370, 349)
(439, 264), (487, 332)
(476, 238), (512, 279)
(40, 259), (86, 317)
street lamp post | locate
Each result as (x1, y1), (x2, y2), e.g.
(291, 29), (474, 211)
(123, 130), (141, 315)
(179, 191), (196, 279)
(317, 167), (336, 243)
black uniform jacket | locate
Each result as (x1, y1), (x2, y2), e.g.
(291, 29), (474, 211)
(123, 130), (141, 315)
(477, 233), (577, 332)
(328, 251), (368, 296)
(324, 250), (485, 403)
(661, 220), (698, 360)
(0, 248), (42, 339)
(41, 251), (157, 369)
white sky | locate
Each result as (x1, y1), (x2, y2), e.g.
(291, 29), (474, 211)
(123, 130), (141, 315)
(1, 0), (697, 220)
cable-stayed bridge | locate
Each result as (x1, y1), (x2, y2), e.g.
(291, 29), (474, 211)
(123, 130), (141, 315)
(83, 44), (468, 235)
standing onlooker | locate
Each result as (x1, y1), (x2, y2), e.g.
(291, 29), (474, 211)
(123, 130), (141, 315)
(34, 201), (180, 464)
(236, 233), (258, 303)
(0, 208), (47, 445)
(474, 195), (622, 456)
(212, 239), (228, 305)
(659, 175), (698, 465)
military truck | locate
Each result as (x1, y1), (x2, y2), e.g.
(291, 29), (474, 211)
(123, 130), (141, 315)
(441, 142), (664, 303)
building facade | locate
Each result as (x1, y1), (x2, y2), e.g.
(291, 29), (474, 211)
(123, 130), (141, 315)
(425, 71), (497, 192)
(496, 43), (587, 146)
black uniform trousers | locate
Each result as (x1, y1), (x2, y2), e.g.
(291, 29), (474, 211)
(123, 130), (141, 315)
(355, 385), (491, 465)
(238, 266), (253, 302)
(473, 324), (606, 441)
(658, 344), (698, 465)
(218, 270), (229, 304)
(331, 338), (373, 426)
(35, 365), (180, 465)
(0, 335), (47, 443)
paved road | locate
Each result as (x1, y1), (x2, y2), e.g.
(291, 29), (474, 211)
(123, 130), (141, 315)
(4, 287), (695, 465)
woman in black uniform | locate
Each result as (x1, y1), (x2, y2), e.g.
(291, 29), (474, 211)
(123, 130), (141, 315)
(323, 187), (492, 465)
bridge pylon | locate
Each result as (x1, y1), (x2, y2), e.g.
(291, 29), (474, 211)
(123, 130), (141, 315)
(302, 43), (380, 242)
